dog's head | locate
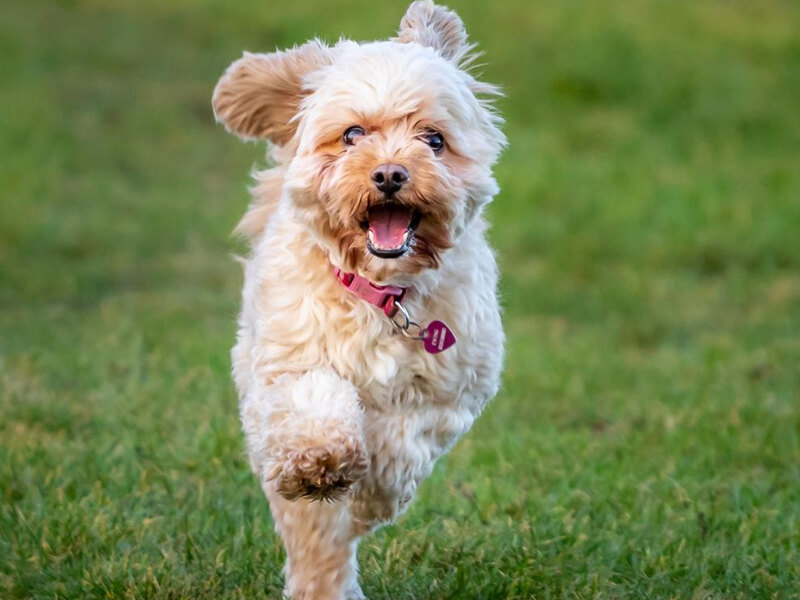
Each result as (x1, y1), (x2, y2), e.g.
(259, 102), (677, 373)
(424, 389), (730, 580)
(213, 1), (505, 282)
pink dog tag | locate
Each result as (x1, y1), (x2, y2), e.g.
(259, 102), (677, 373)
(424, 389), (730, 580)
(422, 320), (456, 354)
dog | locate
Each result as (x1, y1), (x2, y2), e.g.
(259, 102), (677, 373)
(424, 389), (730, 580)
(212, 2), (506, 598)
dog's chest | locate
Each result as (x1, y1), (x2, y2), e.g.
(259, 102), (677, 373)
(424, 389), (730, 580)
(324, 311), (466, 411)
(249, 219), (502, 415)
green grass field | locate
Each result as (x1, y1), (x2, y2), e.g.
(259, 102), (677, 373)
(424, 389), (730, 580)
(2, 1), (799, 598)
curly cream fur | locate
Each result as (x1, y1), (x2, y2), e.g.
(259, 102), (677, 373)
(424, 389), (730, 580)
(215, 3), (505, 598)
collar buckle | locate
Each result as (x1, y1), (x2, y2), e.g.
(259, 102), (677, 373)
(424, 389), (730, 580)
(333, 267), (406, 318)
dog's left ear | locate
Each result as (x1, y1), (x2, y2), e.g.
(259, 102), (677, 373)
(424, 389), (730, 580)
(212, 40), (332, 145)
(395, 1), (471, 64)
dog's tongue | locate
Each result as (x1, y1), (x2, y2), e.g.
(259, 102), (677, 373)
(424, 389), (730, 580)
(367, 205), (413, 250)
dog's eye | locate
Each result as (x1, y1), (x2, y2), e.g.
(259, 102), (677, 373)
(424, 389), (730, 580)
(343, 126), (365, 146)
(423, 131), (445, 154)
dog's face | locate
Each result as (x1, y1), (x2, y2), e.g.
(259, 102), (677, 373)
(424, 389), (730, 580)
(213, 1), (505, 282)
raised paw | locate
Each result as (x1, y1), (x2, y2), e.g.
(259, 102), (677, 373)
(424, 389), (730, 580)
(271, 435), (368, 501)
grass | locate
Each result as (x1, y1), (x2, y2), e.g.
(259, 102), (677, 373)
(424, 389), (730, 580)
(1, 0), (799, 598)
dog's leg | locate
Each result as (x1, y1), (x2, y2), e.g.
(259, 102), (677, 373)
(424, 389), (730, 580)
(241, 368), (368, 501)
(265, 488), (364, 600)
(343, 547), (367, 600)
(240, 369), (368, 598)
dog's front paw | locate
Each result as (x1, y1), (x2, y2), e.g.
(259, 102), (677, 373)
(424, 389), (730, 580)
(270, 431), (368, 501)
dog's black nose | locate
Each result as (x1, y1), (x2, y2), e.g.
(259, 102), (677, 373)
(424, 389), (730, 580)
(371, 164), (409, 197)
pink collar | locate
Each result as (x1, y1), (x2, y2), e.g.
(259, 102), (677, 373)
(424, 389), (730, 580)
(333, 266), (406, 318)
(332, 266), (457, 354)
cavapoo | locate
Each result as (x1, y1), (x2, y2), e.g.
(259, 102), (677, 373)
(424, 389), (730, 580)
(212, 1), (505, 598)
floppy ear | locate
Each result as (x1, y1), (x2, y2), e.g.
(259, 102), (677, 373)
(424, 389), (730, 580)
(395, 1), (472, 64)
(212, 40), (332, 145)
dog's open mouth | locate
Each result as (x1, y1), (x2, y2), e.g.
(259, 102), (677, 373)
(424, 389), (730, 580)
(363, 205), (420, 259)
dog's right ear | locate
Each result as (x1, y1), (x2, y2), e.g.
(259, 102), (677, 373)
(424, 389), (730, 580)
(212, 41), (332, 145)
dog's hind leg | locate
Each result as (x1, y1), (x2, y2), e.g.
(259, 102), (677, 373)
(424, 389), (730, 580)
(265, 488), (365, 600)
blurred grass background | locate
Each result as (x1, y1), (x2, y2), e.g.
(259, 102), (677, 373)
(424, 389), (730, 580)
(1, 0), (799, 598)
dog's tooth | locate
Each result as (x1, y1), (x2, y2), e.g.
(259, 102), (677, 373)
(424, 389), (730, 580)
(367, 230), (375, 245)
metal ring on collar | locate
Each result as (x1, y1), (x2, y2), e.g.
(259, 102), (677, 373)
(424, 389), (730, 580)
(389, 302), (427, 340)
